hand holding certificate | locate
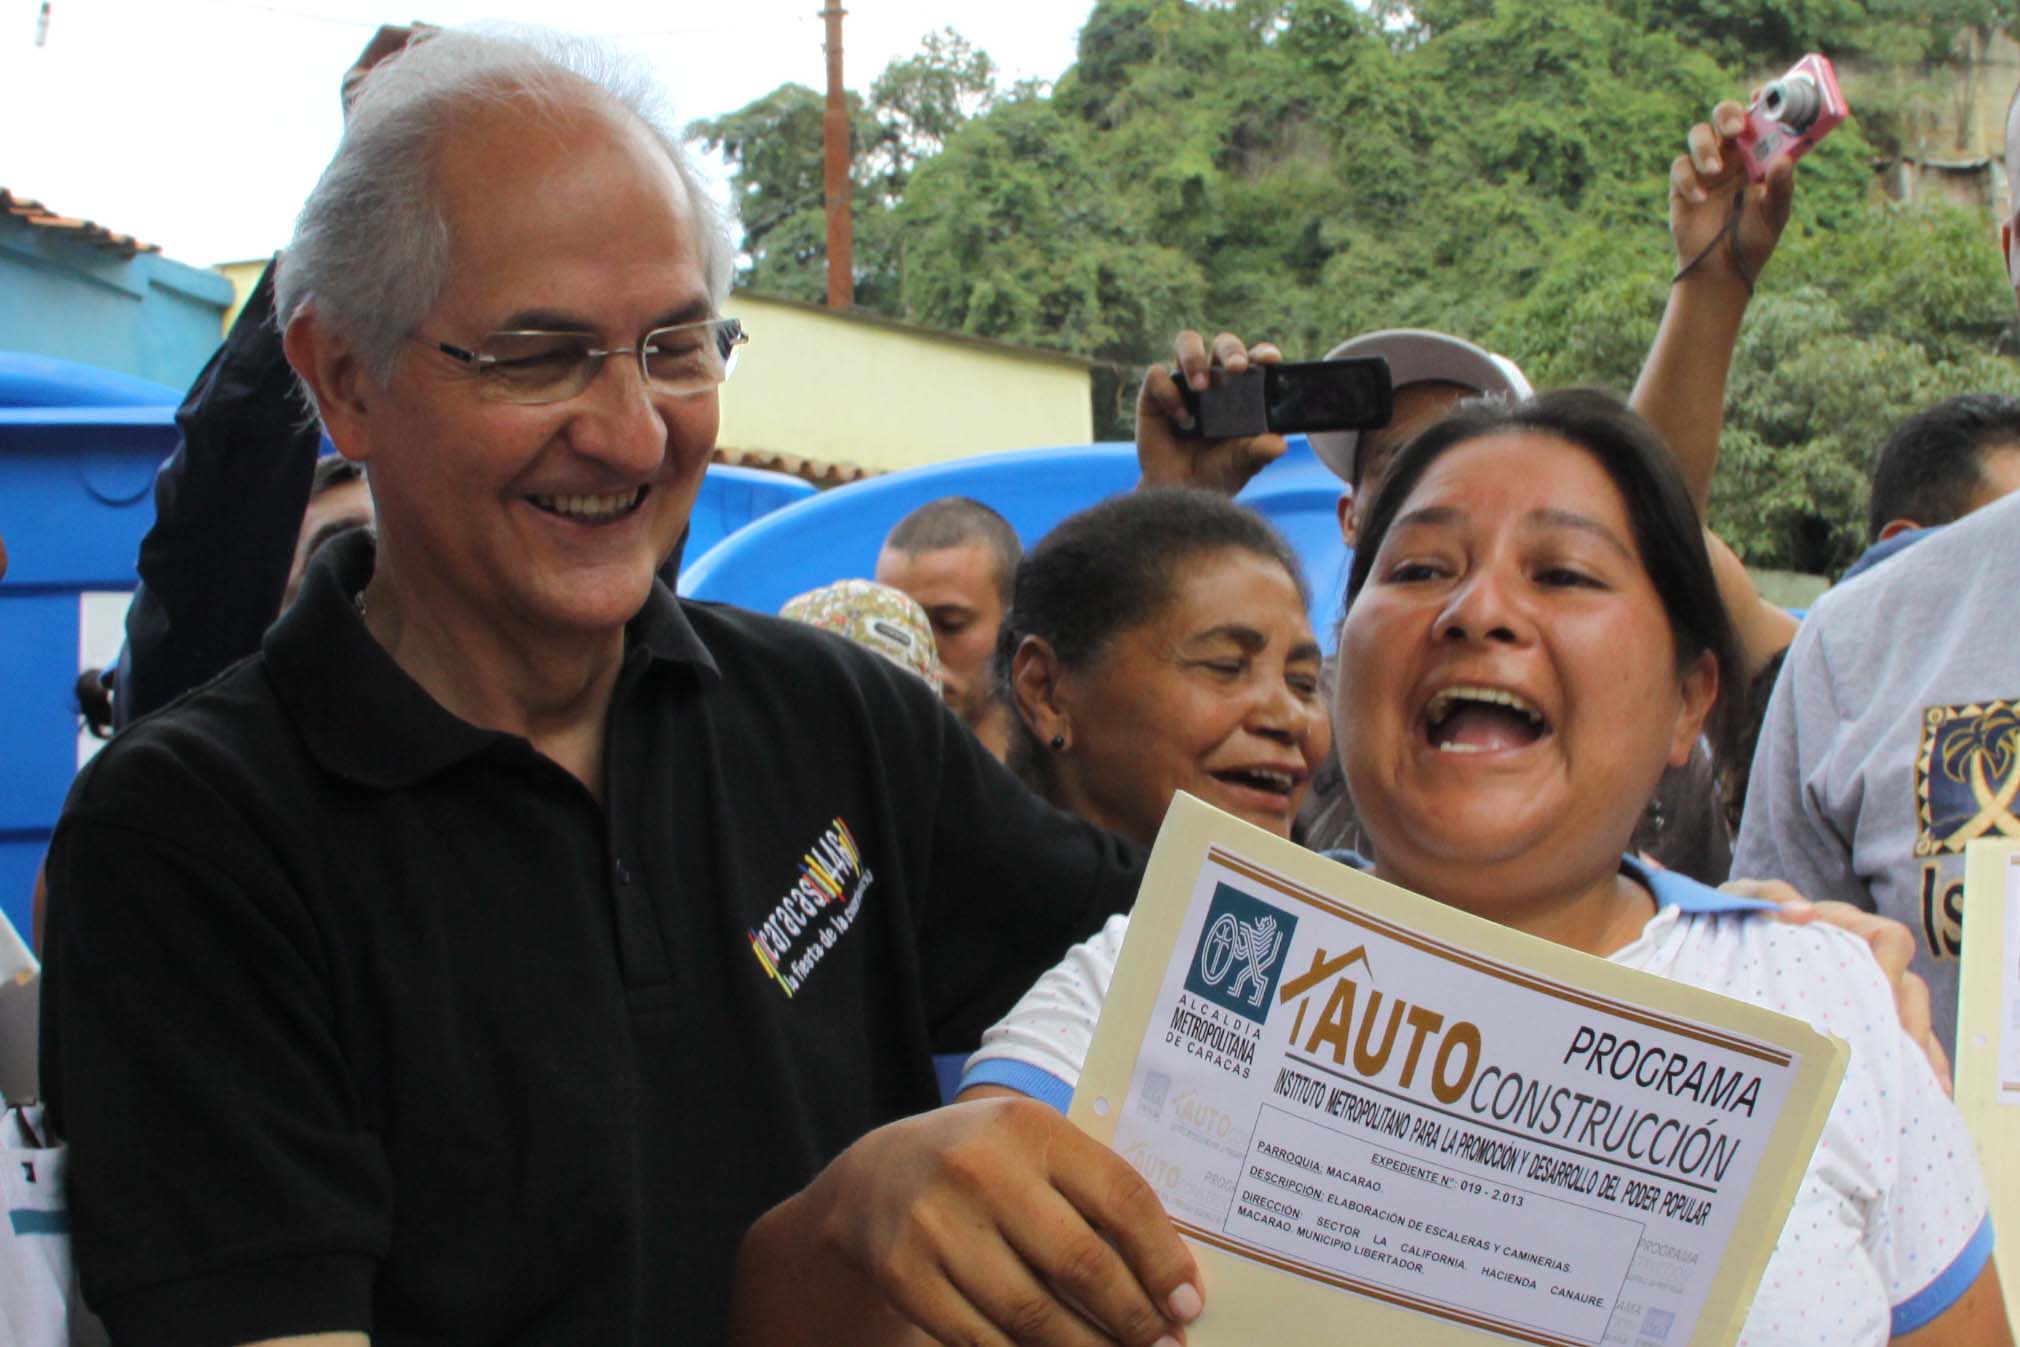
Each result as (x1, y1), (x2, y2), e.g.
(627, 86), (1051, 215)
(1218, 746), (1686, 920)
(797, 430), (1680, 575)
(729, 1089), (1209, 1347)
(1071, 794), (1849, 1347)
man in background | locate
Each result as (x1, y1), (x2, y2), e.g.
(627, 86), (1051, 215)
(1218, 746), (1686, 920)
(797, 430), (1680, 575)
(1307, 329), (1532, 548)
(1839, 393), (2020, 582)
(874, 496), (1021, 758)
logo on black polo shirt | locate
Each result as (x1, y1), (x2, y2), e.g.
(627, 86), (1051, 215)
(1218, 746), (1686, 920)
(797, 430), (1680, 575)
(747, 817), (872, 997)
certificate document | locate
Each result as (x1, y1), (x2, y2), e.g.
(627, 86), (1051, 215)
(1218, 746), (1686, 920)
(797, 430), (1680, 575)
(1070, 795), (1847, 1347)
(1959, 840), (2020, 1333)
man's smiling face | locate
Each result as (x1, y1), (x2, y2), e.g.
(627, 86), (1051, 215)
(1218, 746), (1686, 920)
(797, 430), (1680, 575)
(336, 92), (719, 643)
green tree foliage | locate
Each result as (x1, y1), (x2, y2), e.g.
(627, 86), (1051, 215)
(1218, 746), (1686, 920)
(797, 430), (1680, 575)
(867, 29), (1000, 198)
(1711, 205), (2018, 571)
(688, 28), (999, 312)
(689, 84), (883, 304)
(701, 0), (2020, 571)
(1435, 0), (2018, 65)
(898, 91), (1206, 362)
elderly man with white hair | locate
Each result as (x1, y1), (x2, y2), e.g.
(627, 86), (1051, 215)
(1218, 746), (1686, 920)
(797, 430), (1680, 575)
(38, 28), (1204, 1347)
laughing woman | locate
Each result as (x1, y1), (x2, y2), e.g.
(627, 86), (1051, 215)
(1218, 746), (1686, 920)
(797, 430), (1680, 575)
(995, 487), (1331, 849)
(960, 392), (2007, 1345)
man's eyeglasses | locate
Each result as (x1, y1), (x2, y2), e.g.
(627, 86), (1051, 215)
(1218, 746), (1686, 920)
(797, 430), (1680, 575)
(419, 316), (747, 405)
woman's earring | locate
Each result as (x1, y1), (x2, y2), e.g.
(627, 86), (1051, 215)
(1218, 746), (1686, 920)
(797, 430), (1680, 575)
(1050, 734), (1066, 751)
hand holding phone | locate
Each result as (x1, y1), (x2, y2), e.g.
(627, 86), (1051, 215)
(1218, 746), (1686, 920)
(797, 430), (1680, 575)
(1174, 358), (1393, 440)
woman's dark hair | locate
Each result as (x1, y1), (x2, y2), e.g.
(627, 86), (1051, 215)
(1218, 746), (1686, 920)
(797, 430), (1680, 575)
(1344, 388), (1743, 757)
(996, 487), (1309, 781)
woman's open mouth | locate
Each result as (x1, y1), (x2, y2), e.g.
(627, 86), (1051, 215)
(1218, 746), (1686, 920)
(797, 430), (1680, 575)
(1204, 765), (1307, 824)
(1421, 685), (1549, 754)
(1209, 766), (1301, 796)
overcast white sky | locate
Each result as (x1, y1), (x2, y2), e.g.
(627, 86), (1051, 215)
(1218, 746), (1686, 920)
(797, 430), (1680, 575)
(0, 0), (1096, 267)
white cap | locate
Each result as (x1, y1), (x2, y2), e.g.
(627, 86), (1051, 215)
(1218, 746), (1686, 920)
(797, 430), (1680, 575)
(1306, 329), (1533, 486)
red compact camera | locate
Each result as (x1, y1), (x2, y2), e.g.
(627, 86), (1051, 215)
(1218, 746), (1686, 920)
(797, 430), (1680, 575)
(1736, 53), (1847, 183)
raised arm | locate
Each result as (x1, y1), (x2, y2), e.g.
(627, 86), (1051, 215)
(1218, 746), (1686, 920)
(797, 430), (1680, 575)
(112, 257), (322, 727)
(1629, 99), (1794, 513)
(1630, 99), (1800, 677)
(1707, 526), (1797, 679)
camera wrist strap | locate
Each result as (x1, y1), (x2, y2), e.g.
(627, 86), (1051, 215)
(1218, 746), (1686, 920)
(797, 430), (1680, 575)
(1670, 188), (1754, 295)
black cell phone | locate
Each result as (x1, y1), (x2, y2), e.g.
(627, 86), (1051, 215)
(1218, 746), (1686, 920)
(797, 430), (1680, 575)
(1174, 357), (1393, 439)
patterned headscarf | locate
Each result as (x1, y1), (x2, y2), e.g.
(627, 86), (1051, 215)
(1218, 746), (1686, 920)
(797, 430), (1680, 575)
(780, 579), (944, 695)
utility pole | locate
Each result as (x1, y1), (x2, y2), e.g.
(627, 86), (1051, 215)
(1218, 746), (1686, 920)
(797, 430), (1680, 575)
(820, 0), (854, 308)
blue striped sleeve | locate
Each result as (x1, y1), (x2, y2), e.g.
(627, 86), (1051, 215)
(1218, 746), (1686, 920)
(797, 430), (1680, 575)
(1891, 1214), (1994, 1336)
(955, 1059), (1075, 1114)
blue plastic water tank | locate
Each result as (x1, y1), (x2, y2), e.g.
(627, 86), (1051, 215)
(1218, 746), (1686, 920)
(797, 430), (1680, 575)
(683, 464), (815, 563)
(0, 351), (180, 409)
(680, 437), (1355, 642)
(0, 405), (179, 940)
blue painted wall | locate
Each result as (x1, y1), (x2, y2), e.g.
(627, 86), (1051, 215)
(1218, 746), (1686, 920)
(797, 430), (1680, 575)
(0, 217), (231, 391)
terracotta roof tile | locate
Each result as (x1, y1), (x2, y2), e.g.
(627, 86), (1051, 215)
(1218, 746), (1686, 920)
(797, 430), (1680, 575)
(1, 188), (160, 259)
(711, 446), (880, 489)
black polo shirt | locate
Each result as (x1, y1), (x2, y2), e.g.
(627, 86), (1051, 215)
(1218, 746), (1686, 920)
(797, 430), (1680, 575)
(41, 529), (1143, 1347)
